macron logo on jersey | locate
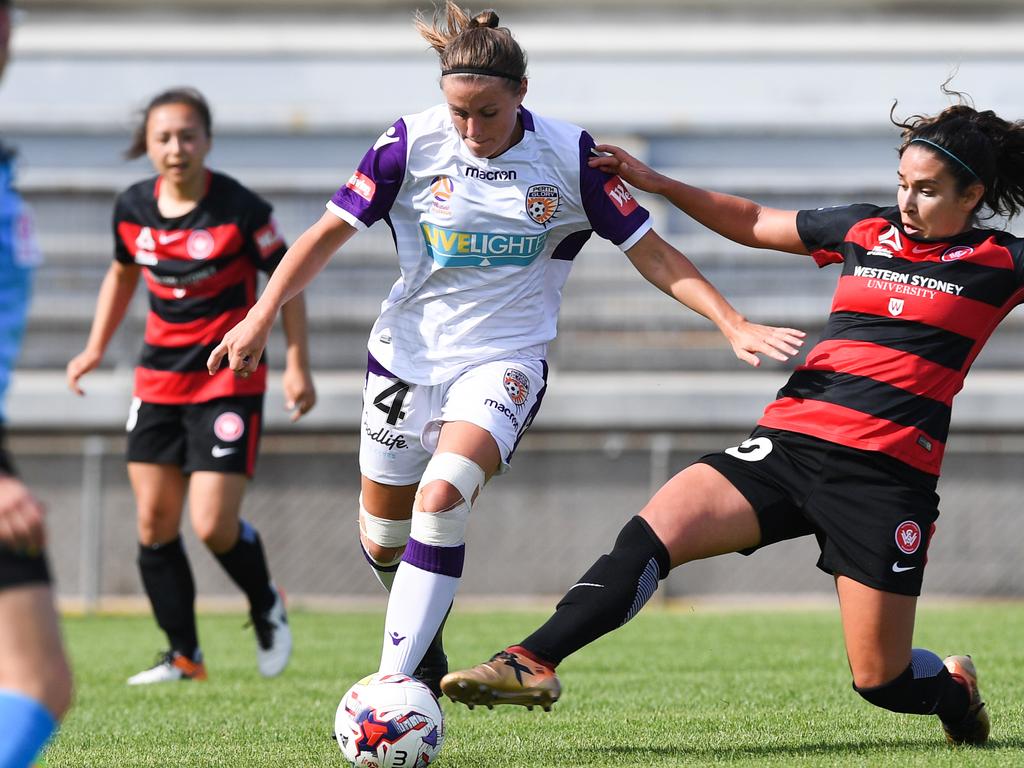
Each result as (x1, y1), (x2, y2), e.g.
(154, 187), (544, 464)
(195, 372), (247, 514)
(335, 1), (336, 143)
(421, 223), (548, 267)
(346, 171), (376, 202)
(604, 176), (638, 216)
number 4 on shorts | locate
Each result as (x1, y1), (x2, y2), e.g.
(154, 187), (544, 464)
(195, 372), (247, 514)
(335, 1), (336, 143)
(373, 381), (410, 426)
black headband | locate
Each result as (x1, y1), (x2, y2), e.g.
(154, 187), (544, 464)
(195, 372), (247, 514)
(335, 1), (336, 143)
(441, 67), (522, 83)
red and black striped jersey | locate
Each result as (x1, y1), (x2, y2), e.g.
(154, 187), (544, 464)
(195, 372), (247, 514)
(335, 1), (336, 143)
(113, 171), (287, 404)
(759, 204), (1024, 476)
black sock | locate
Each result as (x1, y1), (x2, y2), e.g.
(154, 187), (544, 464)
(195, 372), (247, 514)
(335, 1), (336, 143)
(855, 661), (969, 720)
(138, 538), (199, 659)
(522, 516), (670, 666)
(214, 520), (275, 615)
(934, 667), (971, 723)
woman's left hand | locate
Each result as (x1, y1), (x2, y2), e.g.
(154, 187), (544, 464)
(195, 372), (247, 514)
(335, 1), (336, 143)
(727, 320), (806, 367)
(282, 365), (317, 422)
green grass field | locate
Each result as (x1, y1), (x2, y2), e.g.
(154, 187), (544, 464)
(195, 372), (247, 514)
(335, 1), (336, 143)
(40, 603), (1024, 767)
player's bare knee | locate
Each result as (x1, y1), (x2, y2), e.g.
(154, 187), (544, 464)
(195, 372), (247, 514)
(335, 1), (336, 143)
(416, 479), (464, 515)
(361, 534), (405, 564)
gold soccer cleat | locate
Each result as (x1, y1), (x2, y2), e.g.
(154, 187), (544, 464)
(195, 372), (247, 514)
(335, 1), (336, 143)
(941, 655), (990, 746)
(441, 648), (561, 711)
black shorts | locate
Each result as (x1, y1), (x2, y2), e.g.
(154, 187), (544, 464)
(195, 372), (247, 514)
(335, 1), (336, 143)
(699, 427), (939, 596)
(126, 395), (264, 477)
(0, 547), (51, 589)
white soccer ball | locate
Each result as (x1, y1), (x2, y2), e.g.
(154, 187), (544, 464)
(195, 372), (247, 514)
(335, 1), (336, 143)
(335, 673), (445, 767)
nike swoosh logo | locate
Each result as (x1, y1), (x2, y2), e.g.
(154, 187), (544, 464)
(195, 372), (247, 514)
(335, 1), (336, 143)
(159, 232), (185, 244)
(911, 244), (944, 254)
(891, 562), (916, 573)
(566, 582), (604, 592)
(373, 129), (400, 151)
(211, 445), (238, 458)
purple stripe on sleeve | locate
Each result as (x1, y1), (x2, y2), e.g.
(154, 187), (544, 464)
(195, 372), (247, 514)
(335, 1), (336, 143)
(578, 131), (650, 246)
(329, 118), (408, 228)
(403, 538), (466, 578)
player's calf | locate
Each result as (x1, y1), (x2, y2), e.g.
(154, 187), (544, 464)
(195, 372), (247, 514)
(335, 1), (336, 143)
(853, 648), (988, 746)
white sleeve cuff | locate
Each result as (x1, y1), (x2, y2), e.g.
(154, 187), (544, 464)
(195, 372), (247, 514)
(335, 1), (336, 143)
(326, 201), (368, 231)
(617, 217), (654, 252)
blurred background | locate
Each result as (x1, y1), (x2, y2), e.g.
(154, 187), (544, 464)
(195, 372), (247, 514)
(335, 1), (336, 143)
(4, 0), (1024, 608)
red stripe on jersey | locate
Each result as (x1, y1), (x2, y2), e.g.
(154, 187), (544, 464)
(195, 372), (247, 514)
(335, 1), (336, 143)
(962, 283), (1024, 370)
(800, 339), (963, 404)
(832, 275), (1000, 339)
(810, 248), (843, 267)
(842, 217), (1016, 270)
(143, 308), (247, 347)
(758, 398), (944, 475)
(118, 221), (245, 263)
(142, 257), (254, 301)
(915, 236), (1015, 270)
(134, 366), (267, 404)
(246, 410), (261, 477)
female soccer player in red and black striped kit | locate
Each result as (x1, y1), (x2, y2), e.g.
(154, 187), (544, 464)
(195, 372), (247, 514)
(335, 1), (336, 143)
(66, 88), (316, 685)
(443, 99), (1024, 746)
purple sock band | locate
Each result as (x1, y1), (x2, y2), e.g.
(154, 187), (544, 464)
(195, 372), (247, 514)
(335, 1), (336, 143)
(402, 538), (465, 578)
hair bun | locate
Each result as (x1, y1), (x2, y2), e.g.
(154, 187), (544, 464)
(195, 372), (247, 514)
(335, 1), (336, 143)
(471, 10), (500, 28)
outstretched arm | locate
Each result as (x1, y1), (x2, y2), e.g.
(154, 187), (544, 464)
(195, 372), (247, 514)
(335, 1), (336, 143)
(279, 292), (316, 422)
(590, 145), (808, 255)
(66, 261), (140, 395)
(625, 230), (805, 367)
(207, 212), (356, 377)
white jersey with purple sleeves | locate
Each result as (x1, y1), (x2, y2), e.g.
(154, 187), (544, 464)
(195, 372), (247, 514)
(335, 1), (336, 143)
(326, 104), (653, 385)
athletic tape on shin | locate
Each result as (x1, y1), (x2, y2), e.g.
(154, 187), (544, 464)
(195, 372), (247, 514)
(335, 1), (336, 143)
(410, 452), (486, 547)
(359, 494), (412, 550)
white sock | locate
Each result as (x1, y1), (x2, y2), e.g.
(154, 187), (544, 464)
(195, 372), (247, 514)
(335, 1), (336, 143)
(378, 539), (463, 675)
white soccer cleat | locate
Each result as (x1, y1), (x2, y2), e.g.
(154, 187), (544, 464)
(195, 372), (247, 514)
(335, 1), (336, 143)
(252, 585), (292, 677)
(127, 651), (207, 685)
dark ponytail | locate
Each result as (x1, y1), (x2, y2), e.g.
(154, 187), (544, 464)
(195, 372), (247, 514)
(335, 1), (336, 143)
(892, 94), (1024, 221)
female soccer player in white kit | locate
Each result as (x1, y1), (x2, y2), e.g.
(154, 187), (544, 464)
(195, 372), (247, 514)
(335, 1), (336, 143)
(208, 1), (804, 695)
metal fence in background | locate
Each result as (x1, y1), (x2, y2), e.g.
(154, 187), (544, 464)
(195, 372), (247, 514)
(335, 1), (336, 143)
(14, 428), (1024, 609)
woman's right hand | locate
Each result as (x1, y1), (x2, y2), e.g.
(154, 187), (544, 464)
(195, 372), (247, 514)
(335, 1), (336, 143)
(66, 348), (103, 396)
(206, 308), (274, 378)
(0, 474), (46, 554)
(588, 143), (667, 194)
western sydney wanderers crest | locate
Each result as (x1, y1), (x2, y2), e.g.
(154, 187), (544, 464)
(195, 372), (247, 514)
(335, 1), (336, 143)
(895, 521), (922, 555)
(187, 229), (215, 260)
(214, 412), (245, 442)
(503, 368), (530, 409)
(526, 184), (560, 226)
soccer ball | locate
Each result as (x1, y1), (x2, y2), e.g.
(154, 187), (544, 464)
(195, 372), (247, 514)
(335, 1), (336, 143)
(335, 673), (445, 767)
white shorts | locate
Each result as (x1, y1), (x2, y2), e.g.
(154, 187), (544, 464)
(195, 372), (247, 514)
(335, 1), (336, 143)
(359, 353), (548, 486)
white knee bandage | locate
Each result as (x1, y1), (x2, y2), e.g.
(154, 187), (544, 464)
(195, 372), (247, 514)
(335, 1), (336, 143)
(359, 494), (412, 550)
(410, 452), (486, 547)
